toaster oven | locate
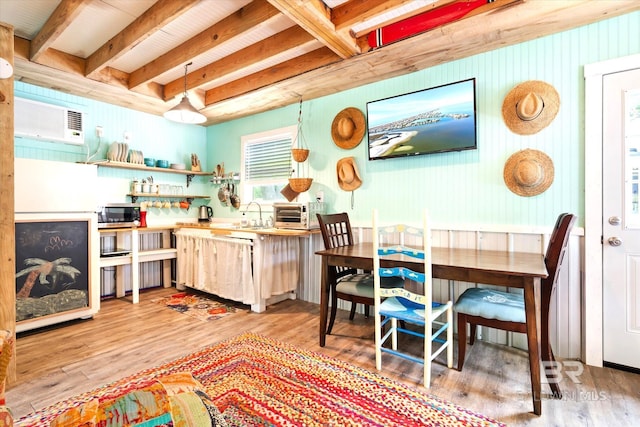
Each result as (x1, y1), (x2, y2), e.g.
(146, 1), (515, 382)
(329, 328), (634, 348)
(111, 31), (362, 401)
(273, 202), (325, 229)
(97, 203), (141, 228)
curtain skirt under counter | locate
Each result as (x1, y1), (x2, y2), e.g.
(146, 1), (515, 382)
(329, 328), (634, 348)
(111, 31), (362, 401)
(175, 230), (299, 307)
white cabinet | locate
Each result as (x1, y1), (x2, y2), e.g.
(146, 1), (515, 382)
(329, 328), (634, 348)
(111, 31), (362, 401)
(99, 227), (177, 303)
(174, 228), (301, 312)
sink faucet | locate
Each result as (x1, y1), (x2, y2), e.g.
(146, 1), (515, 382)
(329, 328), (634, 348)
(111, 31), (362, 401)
(243, 201), (263, 227)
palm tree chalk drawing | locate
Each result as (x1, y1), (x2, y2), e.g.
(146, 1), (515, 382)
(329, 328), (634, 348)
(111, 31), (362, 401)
(15, 221), (89, 322)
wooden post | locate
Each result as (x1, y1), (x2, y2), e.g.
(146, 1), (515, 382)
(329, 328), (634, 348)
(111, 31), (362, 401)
(0, 22), (16, 386)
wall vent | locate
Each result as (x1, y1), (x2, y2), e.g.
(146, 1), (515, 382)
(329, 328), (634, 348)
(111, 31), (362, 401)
(14, 97), (85, 145)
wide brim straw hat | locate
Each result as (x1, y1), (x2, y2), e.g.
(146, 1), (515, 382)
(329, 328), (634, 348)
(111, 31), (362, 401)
(337, 157), (362, 191)
(502, 80), (560, 135)
(503, 149), (554, 197)
(331, 107), (366, 149)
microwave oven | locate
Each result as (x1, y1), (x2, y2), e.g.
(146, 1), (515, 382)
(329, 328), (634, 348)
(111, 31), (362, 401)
(97, 203), (141, 228)
(273, 202), (325, 230)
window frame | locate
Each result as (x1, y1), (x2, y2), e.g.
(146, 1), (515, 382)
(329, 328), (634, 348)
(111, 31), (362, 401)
(240, 125), (297, 207)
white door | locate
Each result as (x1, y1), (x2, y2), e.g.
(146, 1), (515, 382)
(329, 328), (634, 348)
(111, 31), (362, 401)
(602, 68), (640, 369)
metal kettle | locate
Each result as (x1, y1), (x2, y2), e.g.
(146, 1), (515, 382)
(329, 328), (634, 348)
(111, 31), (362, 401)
(198, 205), (213, 222)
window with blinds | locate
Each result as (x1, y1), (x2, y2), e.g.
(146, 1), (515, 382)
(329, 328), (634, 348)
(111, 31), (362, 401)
(241, 125), (296, 204)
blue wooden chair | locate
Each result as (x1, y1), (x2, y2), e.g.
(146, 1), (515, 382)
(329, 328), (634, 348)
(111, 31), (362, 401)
(372, 209), (453, 387)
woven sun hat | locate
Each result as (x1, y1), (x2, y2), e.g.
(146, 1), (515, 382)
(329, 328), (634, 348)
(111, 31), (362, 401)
(502, 80), (560, 135)
(331, 107), (366, 149)
(337, 157), (362, 191)
(503, 149), (554, 197)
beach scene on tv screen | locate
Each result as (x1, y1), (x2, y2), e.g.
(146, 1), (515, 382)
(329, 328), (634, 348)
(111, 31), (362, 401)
(367, 79), (476, 159)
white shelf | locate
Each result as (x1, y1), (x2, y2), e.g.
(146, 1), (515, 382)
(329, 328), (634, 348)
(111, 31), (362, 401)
(139, 248), (177, 262)
(87, 161), (211, 188)
(99, 254), (132, 268)
(99, 227), (175, 303)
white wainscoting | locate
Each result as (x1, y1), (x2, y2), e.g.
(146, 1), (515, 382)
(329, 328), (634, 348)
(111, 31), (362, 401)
(304, 225), (584, 360)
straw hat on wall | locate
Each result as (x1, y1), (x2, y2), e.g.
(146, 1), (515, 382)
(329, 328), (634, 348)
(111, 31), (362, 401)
(337, 157), (362, 191)
(503, 149), (554, 197)
(331, 107), (366, 149)
(502, 80), (560, 135)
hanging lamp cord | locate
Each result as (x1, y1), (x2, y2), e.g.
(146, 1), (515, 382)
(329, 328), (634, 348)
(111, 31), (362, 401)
(183, 62), (192, 97)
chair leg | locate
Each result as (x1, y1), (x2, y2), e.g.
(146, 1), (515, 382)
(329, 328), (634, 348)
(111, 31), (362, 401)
(541, 307), (562, 399)
(349, 301), (357, 320)
(446, 304), (453, 369)
(469, 324), (477, 345)
(327, 286), (339, 334)
(457, 313), (467, 371)
(364, 304), (370, 318)
(542, 336), (562, 398)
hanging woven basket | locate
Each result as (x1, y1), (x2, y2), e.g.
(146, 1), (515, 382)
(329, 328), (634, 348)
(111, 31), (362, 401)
(291, 148), (309, 162)
(288, 177), (313, 193)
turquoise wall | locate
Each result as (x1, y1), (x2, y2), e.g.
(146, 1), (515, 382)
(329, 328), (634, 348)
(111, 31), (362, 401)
(208, 11), (640, 228)
(14, 83), (207, 165)
(14, 83), (210, 222)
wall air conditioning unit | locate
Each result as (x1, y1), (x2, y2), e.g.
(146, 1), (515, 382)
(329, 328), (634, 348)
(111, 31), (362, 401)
(14, 97), (85, 145)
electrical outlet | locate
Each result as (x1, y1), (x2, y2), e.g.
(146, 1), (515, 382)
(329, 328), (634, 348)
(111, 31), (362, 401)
(95, 126), (104, 137)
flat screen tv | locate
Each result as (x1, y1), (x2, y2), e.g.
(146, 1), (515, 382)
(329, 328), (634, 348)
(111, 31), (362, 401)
(366, 78), (477, 160)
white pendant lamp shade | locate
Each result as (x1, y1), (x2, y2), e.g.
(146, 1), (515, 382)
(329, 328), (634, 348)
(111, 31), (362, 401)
(164, 62), (206, 124)
(164, 95), (206, 124)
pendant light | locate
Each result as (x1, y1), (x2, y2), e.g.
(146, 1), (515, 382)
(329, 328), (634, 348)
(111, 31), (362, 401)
(164, 62), (206, 124)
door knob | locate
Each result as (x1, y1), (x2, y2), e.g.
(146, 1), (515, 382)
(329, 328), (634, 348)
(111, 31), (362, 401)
(608, 237), (622, 246)
(608, 216), (621, 226)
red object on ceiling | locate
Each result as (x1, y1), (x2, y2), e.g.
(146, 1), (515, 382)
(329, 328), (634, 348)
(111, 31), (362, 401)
(368, 0), (491, 49)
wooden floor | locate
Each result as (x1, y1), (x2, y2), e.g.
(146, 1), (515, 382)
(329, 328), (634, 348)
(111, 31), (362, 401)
(7, 287), (640, 426)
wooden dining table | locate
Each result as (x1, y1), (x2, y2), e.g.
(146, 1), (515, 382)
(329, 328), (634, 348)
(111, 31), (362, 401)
(316, 242), (548, 415)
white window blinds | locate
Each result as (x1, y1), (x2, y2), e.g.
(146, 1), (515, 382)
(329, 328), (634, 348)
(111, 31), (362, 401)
(243, 136), (292, 180)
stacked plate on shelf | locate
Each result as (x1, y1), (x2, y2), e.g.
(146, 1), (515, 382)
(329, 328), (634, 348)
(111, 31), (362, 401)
(106, 142), (143, 164)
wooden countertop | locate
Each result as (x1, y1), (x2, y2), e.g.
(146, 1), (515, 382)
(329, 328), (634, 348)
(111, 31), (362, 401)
(175, 222), (319, 237)
(98, 225), (175, 232)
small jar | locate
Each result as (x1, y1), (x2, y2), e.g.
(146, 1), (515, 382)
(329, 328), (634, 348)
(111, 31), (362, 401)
(132, 180), (141, 194)
(150, 184), (158, 194)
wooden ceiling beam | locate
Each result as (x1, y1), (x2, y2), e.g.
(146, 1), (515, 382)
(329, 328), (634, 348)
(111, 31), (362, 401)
(29, 0), (90, 63)
(332, 0), (424, 30)
(203, 47), (340, 106)
(129, 0), (282, 90)
(164, 26), (319, 101)
(85, 0), (199, 79)
(16, 37), (85, 77)
(267, 0), (359, 58)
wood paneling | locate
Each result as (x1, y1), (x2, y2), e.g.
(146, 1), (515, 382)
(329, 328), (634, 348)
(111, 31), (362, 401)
(0, 22), (16, 384)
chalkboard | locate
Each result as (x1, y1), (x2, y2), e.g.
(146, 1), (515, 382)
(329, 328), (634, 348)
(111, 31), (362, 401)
(15, 220), (90, 322)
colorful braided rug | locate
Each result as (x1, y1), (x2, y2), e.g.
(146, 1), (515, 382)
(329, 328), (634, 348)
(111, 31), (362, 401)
(152, 292), (245, 321)
(16, 332), (506, 426)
